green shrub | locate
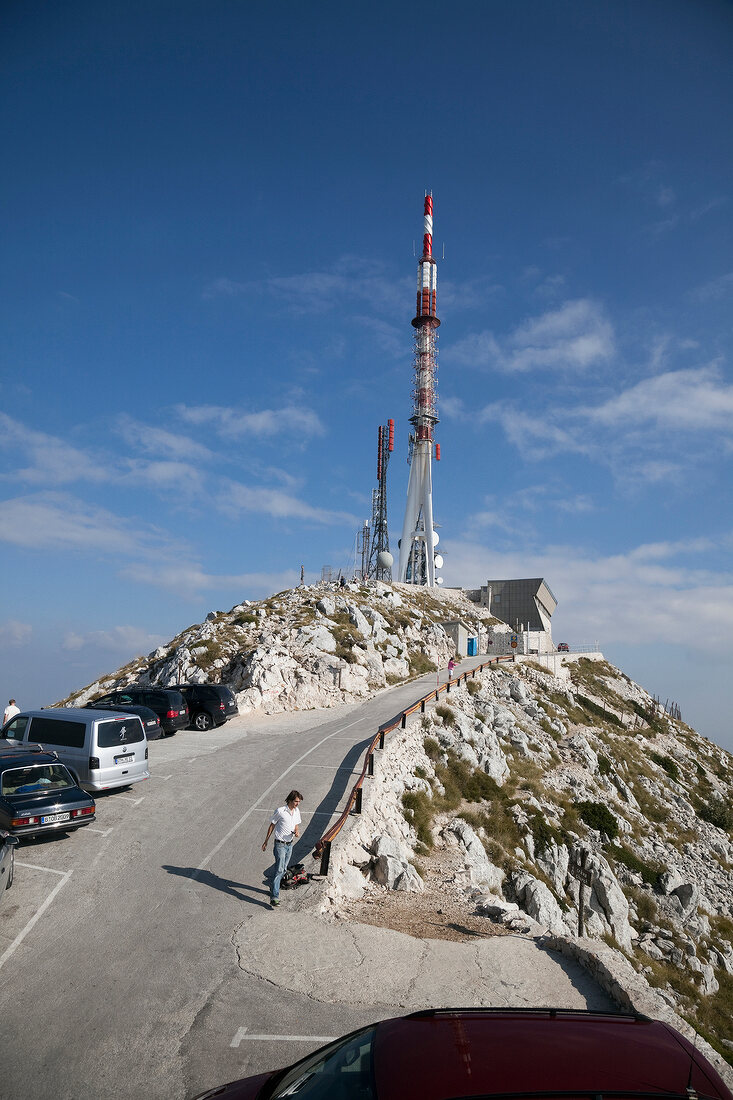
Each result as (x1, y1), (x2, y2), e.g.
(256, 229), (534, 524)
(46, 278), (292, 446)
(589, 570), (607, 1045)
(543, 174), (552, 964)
(577, 694), (624, 727)
(609, 843), (662, 887)
(529, 813), (563, 853)
(408, 651), (436, 676)
(234, 612), (257, 625)
(577, 800), (619, 840)
(630, 699), (668, 735)
(401, 790), (435, 849)
(651, 753), (680, 783)
(435, 704), (456, 727)
(423, 736), (441, 761)
(698, 797), (733, 833)
(466, 680), (480, 696)
(597, 753), (612, 775)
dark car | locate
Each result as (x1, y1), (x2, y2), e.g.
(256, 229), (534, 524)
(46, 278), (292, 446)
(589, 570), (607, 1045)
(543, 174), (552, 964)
(0, 744), (96, 839)
(557, 642), (570, 652)
(170, 683), (239, 731)
(91, 687), (188, 736)
(192, 1008), (733, 1100)
(83, 699), (162, 740)
(0, 828), (18, 902)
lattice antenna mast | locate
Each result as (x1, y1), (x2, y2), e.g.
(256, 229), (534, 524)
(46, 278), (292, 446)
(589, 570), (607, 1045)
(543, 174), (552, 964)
(397, 193), (442, 586)
(367, 419), (394, 581)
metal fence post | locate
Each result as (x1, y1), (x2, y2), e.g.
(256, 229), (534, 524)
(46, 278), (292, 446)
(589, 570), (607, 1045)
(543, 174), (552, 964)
(354, 787), (363, 814)
(367, 753), (374, 777)
(401, 713), (407, 728)
(379, 730), (385, 749)
(319, 841), (331, 876)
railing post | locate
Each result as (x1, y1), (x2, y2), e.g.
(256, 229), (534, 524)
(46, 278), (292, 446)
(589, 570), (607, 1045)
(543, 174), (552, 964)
(379, 730), (385, 749)
(401, 713), (407, 729)
(367, 752), (374, 776)
(420, 700), (426, 713)
(354, 787), (363, 814)
(319, 840), (331, 876)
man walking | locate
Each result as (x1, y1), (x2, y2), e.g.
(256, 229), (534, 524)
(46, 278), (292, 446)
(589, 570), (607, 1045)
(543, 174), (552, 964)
(262, 790), (303, 907)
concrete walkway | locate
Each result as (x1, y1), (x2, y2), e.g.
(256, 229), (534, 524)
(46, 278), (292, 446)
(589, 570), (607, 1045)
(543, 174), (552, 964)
(234, 901), (617, 1012)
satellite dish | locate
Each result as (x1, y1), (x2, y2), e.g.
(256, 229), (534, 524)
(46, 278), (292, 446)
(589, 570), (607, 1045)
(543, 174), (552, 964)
(434, 554), (444, 569)
(432, 531), (439, 546)
(436, 576), (444, 585)
(377, 550), (394, 569)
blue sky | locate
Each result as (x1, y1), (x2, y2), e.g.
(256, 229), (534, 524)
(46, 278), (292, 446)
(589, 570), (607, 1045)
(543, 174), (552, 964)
(2, 1), (732, 750)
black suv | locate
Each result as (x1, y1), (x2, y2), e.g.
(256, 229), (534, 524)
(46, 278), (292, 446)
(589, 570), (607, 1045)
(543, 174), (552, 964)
(82, 699), (163, 740)
(171, 684), (238, 731)
(92, 688), (189, 736)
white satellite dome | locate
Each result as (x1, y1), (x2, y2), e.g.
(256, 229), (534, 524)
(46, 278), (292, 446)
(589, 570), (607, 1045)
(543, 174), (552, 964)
(432, 531), (439, 546)
(436, 576), (444, 585)
(377, 550), (394, 569)
(433, 554), (444, 569)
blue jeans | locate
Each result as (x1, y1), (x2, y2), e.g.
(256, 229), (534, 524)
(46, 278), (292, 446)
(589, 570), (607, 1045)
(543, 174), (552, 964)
(271, 840), (293, 899)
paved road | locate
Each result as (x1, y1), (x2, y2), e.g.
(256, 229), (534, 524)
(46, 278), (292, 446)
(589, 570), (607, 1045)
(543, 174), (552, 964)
(0, 663), (613, 1100)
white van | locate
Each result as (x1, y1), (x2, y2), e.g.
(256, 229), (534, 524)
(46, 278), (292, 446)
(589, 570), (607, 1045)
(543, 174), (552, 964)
(0, 709), (149, 792)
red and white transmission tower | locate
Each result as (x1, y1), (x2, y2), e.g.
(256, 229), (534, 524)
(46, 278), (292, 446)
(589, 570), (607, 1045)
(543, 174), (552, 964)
(397, 193), (442, 586)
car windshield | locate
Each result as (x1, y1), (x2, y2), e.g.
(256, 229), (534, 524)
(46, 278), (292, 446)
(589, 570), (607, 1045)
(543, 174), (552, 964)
(1, 763), (76, 796)
(269, 1027), (376, 1099)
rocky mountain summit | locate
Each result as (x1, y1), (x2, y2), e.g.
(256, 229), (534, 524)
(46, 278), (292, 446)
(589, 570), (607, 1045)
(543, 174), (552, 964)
(61, 580), (501, 711)
(60, 581), (732, 1065)
(326, 651), (733, 1068)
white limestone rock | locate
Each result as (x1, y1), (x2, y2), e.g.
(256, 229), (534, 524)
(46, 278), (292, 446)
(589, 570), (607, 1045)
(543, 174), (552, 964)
(510, 871), (568, 934)
(442, 819), (505, 892)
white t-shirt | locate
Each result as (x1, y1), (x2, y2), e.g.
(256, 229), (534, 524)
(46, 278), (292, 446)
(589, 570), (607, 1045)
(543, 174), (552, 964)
(270, 803), (302, 842)
(2, 704), (19, 726)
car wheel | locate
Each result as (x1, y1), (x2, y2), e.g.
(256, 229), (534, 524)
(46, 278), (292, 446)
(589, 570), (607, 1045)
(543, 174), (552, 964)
(193, 711), (213, 731)
(6, 848), (14, 890)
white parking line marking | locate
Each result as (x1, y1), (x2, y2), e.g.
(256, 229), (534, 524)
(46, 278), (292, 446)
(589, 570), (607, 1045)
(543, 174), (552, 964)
(15, 861), (67, 876)
(85, 826), (113, 836)
(195, 715), (368, 879)
(152, 774), (173, 780)
(115, 796), (144, 805)
(230, 1029), (335, 1047)
(0, 869), (73, 972)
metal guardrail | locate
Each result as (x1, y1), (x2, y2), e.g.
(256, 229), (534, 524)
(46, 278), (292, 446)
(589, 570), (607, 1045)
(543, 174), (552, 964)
(312, 654), (513, 873)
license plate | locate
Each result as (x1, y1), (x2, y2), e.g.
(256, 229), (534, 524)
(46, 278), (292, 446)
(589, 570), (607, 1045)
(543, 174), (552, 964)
(179, 710), (186, 716)
(41, 812), (70, 825)
(115, 754), (134, 765)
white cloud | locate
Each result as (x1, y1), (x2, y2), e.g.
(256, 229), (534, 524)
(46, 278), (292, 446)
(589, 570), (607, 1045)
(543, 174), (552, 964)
(175, 403), (325, 440)
(122, 459), (207, 493)
(691, 271), (733, 302)
(450, 299), (614, 373)
(582, 364), (733, 434)
(62, 625), (167, 654)
(0, 620), (32, 645)
(441, 535), (733, 649)
(203, 258), (412, 319)
(117, 415), (213, 461)
(0, 492), (180, 557)
(218, 481), (358, 526)
(121, 561), (302, 599)
(0, 414), (110, 485)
